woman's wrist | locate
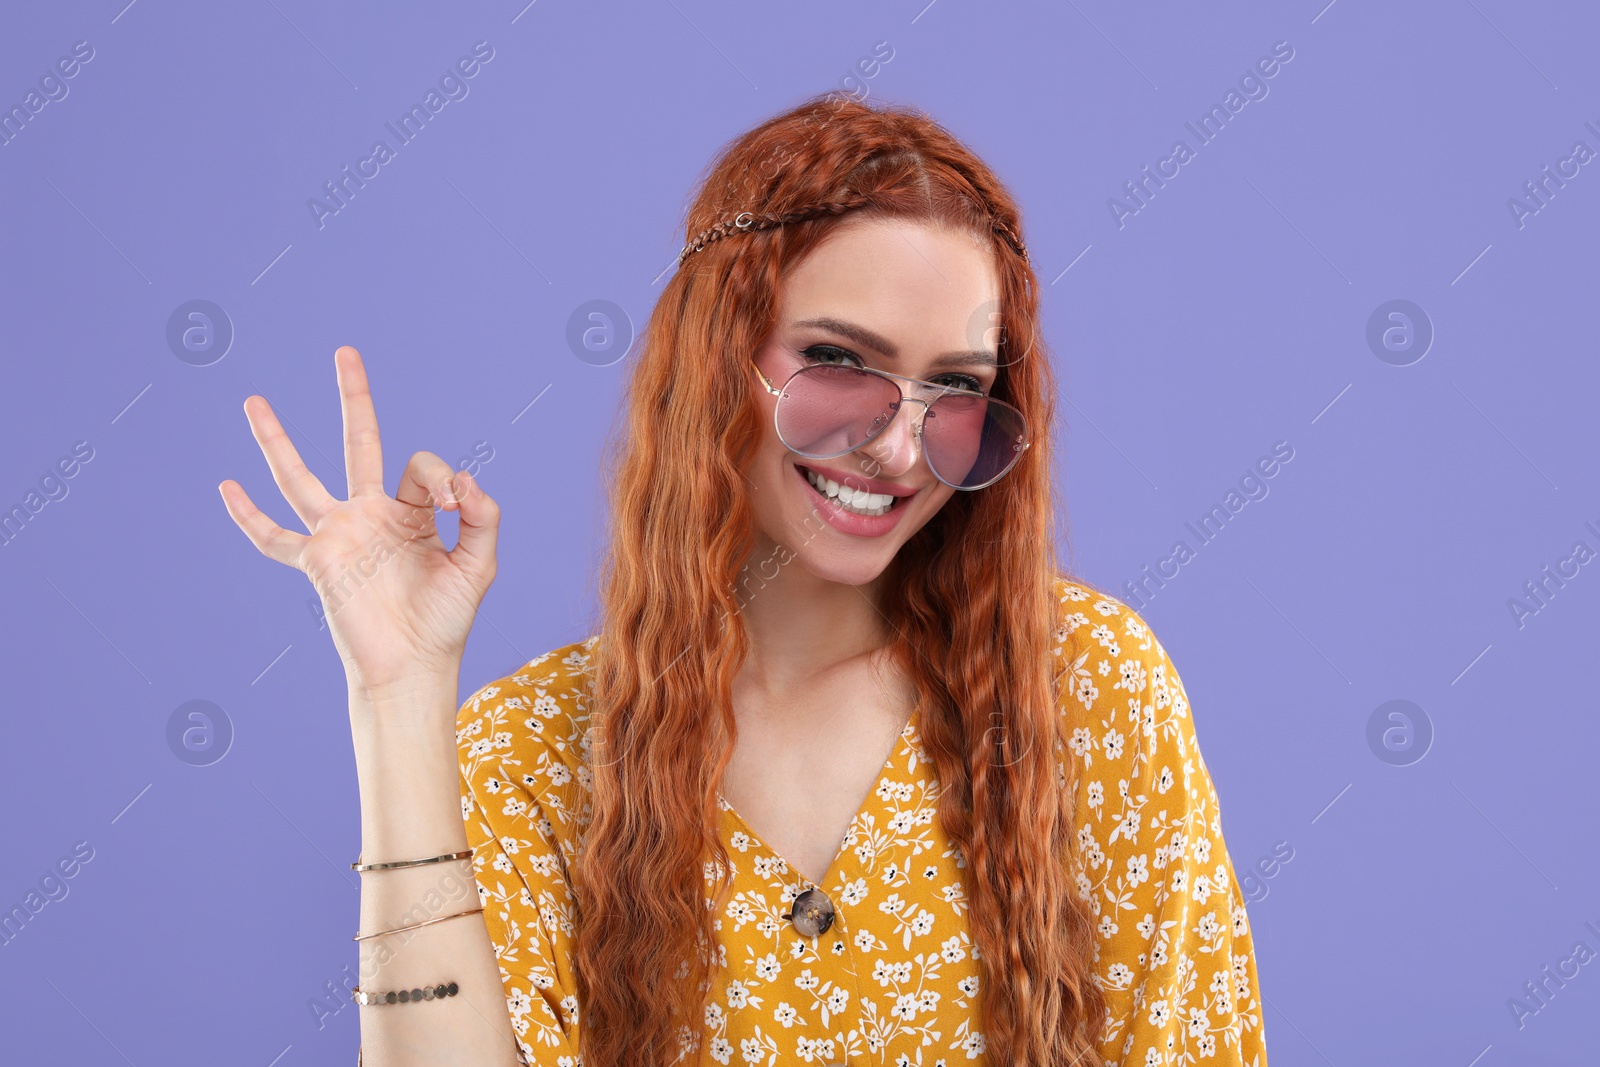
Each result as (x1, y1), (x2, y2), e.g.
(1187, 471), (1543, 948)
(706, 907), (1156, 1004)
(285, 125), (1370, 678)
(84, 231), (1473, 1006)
(348, 668), (461, 721)
(349, 690), (471, 851)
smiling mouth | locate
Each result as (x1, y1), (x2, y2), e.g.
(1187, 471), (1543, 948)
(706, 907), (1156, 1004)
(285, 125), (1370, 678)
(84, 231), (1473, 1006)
(795, 464), (911, 517)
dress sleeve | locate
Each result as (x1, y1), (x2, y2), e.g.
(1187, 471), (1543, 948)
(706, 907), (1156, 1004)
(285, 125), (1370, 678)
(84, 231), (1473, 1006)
(1054, 584), (1268, 1066)
(456, 672), (586, 1067)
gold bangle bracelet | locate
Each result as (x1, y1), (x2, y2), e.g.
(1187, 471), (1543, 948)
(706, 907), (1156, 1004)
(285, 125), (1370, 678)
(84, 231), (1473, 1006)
(351, 847), (474, 872)
(353, 905), (485, 942)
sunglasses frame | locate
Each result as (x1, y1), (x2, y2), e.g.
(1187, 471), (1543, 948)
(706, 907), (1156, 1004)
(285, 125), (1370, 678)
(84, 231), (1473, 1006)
(750, 358), (1030, 491)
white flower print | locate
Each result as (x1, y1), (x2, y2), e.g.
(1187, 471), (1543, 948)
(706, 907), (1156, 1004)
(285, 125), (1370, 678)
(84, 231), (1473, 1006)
(1116, 657), (1148, 694)
(1103, 728), (1125, 760)
(1075, 675), (1100, 710)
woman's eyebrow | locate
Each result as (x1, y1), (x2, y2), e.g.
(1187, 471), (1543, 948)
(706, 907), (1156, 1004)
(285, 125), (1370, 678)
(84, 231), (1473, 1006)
(791, 316), (999, 371)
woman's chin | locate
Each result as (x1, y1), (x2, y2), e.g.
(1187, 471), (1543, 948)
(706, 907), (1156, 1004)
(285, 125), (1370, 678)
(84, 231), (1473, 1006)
(787, 544), (898, 590)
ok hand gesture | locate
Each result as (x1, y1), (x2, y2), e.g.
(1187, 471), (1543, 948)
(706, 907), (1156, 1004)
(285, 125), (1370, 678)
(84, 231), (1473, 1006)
(218, 346), (499, 697)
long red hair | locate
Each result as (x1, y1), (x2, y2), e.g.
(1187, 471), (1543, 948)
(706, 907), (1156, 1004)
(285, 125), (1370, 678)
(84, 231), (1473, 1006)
(573, 92), (1106, 1066)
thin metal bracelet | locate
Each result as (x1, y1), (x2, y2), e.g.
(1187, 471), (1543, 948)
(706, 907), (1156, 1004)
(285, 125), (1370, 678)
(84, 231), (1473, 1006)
(351, 980), (460, 1006)
(350, 847), (474, 873)
(353, 905), (485, 942)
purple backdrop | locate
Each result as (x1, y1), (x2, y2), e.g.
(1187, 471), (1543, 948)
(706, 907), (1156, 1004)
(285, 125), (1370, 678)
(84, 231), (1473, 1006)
(2, 1), (1596, 1063)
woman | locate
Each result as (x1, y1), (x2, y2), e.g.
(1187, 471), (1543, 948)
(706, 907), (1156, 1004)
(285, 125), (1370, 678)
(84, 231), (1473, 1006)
(220, 94), (1266, 1067)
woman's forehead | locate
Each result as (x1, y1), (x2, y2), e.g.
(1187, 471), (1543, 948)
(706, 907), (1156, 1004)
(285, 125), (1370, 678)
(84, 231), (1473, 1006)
(778, 220), (1001, 335)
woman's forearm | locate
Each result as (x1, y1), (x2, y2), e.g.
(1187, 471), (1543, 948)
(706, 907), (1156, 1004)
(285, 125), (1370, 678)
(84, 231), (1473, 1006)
(348, 674), (522, 1067)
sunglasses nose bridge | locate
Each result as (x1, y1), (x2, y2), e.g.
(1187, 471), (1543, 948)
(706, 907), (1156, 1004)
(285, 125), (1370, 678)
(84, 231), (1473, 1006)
(891, 394), (932, 438)
(856, 394), (929, 475)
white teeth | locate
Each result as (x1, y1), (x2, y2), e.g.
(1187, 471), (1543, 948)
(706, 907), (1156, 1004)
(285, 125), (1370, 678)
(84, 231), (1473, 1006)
(802, 467), (897, 517)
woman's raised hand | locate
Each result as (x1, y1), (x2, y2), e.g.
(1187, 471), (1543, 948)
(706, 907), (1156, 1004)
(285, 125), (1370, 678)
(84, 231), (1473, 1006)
(218, 346), (499, 697)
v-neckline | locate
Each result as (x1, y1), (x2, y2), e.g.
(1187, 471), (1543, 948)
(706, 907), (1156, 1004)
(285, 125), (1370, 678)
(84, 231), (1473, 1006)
(717, 701), (921, 889)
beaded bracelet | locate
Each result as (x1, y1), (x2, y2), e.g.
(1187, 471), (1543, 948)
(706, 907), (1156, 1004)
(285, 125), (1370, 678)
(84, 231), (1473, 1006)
(352, 980), (459, 1006)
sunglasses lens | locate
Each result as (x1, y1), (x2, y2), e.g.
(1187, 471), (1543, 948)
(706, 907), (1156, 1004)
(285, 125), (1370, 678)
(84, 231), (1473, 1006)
(773, 362), (1030, 489)
(774, 363), (902, 456)
(922, 393), (1027, 488)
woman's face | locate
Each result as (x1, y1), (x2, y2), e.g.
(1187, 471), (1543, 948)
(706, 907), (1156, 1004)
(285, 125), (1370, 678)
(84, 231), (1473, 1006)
(746, 215), (1003, 588)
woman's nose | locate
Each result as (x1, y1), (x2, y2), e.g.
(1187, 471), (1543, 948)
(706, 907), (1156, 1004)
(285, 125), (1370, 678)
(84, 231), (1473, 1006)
(857, 400), (928, 479)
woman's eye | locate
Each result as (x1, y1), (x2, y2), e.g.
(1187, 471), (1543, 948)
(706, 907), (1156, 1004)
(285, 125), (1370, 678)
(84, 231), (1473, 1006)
(800, 344), (861, 367)
(801, 345), (986, 395)
(938, 374), (985, 394)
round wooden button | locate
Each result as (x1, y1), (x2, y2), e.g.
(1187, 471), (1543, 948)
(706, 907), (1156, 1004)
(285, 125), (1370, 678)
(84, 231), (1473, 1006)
(783, 887), (835, 938)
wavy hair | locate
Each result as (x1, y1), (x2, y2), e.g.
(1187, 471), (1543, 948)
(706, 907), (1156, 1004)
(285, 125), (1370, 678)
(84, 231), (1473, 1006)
(573, 92), (1106, 1066)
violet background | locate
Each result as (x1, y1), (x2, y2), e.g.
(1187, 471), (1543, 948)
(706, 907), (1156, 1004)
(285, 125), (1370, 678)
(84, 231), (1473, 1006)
(1, 1), (1597, 1063)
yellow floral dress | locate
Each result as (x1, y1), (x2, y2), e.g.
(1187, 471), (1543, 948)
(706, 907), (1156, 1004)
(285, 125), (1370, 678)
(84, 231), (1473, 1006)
(454, 576), (1267, 1066)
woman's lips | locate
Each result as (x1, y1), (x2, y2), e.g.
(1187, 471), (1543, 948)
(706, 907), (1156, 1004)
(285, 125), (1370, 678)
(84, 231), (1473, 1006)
(792, 462), (916, 537)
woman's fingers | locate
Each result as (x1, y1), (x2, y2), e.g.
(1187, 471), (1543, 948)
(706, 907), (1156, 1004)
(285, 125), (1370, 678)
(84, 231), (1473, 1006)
(450, 470), (500, 572)
(218, 480), (309, 567)
(336, 346), (386, 499)
(396, 450), (459, 510)
(242, 395), (337, 530)
(396, 454), (497, 578)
